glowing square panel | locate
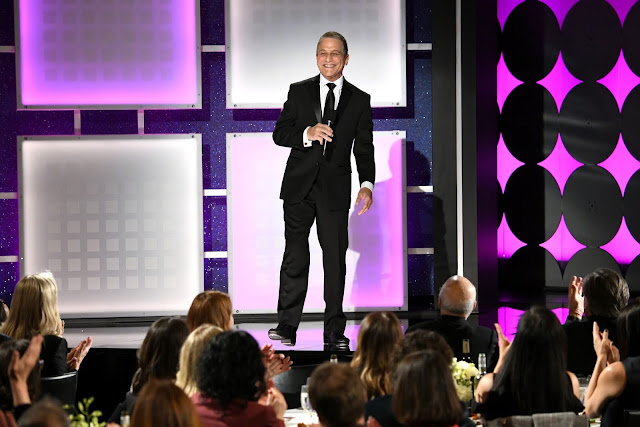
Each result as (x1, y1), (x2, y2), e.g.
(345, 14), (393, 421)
(225, 0), (406, 108)
(15, 0), (201, 109)
(19, 135), (203, 317)
(227, 132), (407, 313)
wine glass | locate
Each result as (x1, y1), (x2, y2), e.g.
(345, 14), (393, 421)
(300, 384), (313, 416)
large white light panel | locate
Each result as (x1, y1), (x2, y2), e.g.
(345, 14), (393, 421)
(225, 0), (406, 108)
(227, 132), (407, 313)
(19, 135), (203, 318)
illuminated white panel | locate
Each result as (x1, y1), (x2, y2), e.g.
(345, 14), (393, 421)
(227, 132), (407, 313)
(19, 135), (203, 318)
(225, 0), (406, 108)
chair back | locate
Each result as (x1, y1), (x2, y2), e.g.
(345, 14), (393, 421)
(485, 412), (589, 427)
(624, 410), (640, 427)
(40, 370), (78, 408)
(272, 364), (319, 409)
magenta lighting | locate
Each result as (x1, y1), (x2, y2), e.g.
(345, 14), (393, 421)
(15, 0), (201, 109)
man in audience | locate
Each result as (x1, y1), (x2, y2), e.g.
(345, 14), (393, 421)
(406, 275), (497, 370)
(563, 268), (629, 376)
(309, 363), (366, 427)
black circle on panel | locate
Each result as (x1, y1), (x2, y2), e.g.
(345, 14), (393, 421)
(502, 1), (561, 82)
(621, 84), (640, 161)
(503, 165), (562, 244)
(498, 19), (503, 65)
(503, 246), (563, 293)
(561, 0), (622, 81)
(622, 2), (640, 77)
(623, 170), (640, 241)
(563, 165), (623, 246)
(501, 84), (559, 163)
(624, 255), (640, 294)
(559, 82), (620, 164)
(563, 248), (621, 288)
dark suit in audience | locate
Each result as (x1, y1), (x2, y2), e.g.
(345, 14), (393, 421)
(564, 315), (617, 377)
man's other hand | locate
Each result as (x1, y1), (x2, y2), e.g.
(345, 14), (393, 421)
(355, 188), (373, 215)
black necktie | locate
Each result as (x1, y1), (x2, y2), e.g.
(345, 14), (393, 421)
(323, 83), (336, 123)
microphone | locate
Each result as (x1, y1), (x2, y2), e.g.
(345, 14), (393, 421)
(323, 110), (336, 154)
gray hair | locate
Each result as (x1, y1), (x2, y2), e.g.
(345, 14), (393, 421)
(439, 280), (476, 316)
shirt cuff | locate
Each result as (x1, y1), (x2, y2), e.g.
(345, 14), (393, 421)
(360, 181), (374, 192)
(303, 126), (312, 147)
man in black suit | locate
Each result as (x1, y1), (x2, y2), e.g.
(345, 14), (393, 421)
(563, 269), (629, 377)
(406, 276), (498, 371)
(268, 32), (375, 347)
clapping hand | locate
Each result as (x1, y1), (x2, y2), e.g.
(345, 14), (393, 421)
(592, 322), (619, 364)
(493, 323), (512, 373)
(67, 336), (93, 371)
(261, 344), (293, 380)
(568, 276), (584, 319)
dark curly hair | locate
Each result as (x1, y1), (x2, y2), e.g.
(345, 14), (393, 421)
(0, 339), (40, 410)
(132, 317), (189, 394)
(196, 330), (266, 407)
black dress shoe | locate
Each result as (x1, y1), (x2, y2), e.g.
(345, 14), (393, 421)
(323, 331), (350, 348)
(268, 324), (296, 346)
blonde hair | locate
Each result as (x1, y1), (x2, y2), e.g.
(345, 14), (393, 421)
(1, 272), (63, 339)
(175, 324), (223, 396)
(186, 291), (232, 331)
(351, 312), (403, 398)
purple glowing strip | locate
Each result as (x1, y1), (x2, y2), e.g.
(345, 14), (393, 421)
(498, 307), (569, 342)
(17, 0), (199, 108)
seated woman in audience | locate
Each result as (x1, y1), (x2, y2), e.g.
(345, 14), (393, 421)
(391, 350), (463, 427)
(474, 306), (583, 420)
(109, 317), (189, 423)
(584, 298), (640, 426)
(367, 330), (474, 427)
(175, 324), (224, 397)
(131, 379), (202, 427)
(1, 272), (92, 377)
(351, 312), (403, 399)
(193, 330), (287, 427)
(186, 291), (234, 331)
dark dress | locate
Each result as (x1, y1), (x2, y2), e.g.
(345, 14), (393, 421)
(475, 374), (583, 420)
(600, 356), (640, 427)
(365, 394), (475, 427)
(40, 335), (69, 377)
(563, 315), (618, 377)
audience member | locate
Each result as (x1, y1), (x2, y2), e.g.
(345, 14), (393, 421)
(175, 324), (224, 397)
(351, 312), (403, 398)
(584, 298), (640, 426)
(309, 362), (366, 427)
(406, 275), (497, 371)
(475, 306), (583, 420)
(0, 299), (9, 324)
(391, 350), (463, 427)
(366, 330), (473, 427)
(0, 272), (92, 377)
(131, 379), (202, 427)
(18, 397), (70, 427)
(193, 330), (287, 426)
(109, 317), (189, 423)
(563, 269), (629, 376)
(186, 291), (234, 332)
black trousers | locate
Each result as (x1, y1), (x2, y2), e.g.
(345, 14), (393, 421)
(277, 172), (349, 333)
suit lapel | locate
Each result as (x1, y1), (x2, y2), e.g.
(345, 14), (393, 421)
(307, 75), (322, 124)
(334, 80), (352, 128)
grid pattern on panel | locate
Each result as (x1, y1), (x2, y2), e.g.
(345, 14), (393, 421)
(497, 0), (640, 296)
(16, 0), (199, 108)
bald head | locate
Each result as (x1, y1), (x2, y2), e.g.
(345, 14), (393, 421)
(438, 276), (476, 319)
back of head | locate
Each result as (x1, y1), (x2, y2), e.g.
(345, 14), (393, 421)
(1, 272), (62, 340)
(583, 268), (629, 317)
(439, 276), (476, 318)
(17, 397), (69, 427)
(493, 306), (573, 414)
(186, 291), (232, 331)
(392, 350), (462, 427)
(175, 324), (224, 396)
(351, 312), (403, 398)
(196, 330), (266, 406)
(0, 340), (40, 411)
(131, 379), (202, 427)
(309, 362), (366, 427)
(132, 317), (189, 394)
(617, 297), (640, 359)
(391, 330), (454, 372)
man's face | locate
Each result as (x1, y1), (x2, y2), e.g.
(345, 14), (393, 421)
(316, 37), (349, 82)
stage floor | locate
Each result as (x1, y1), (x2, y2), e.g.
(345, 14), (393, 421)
(63, 319), (410, 352)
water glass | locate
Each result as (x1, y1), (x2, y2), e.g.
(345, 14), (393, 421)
(300, 384), (313, 414)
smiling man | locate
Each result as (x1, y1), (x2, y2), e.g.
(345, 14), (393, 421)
(269, 31), (375, 348)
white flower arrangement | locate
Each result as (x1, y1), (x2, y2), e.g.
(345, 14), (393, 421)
(451, 358), (480, 403)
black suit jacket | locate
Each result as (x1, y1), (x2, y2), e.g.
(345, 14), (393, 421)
(563, 315), (618, 377)
(273, 75), (375, 210)
(406, 315), (498, 371)
(41, 334), (69, 377)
